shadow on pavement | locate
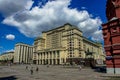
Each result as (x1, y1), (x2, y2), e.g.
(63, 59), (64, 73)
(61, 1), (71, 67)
(0, 76), (17, 80)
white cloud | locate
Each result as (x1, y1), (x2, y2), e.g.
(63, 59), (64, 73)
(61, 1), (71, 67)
(1, 0), (103, 42)
(0, 0), (33, 17)
(81, 7), (86, 9)
(78, 18), (102, 36)
(6, 34), (15, 40)
(92, 30), (103, 42)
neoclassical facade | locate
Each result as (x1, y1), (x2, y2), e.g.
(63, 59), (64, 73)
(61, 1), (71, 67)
(33, 23), (105, 65)
(0, 51), (14, 62)
(14, 43), (33, 64)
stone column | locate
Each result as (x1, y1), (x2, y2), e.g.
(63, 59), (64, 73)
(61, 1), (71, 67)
(37, 54), (39, 64)
(20, 45), (23, 63)
(50, 51), (52, 64)
(36, 53), (38, 64)
(23, 46), (26, 63)
(48, 52), (50, 64)
(26, 47), (28, 63)
(42, 52), (44, 64)
(39, 53), (40, 65)
(24, 46), (26, 63)
(29, 47), (31, 64)
(38, 53), (40, 64)
(40, 53), (42, 64)
(51, 51), (53, 64)
(55, 51), (57, 65)
(45, 52), (47, 64)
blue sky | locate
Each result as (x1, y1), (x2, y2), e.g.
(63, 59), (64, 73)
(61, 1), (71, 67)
(0, 0), (107, 54)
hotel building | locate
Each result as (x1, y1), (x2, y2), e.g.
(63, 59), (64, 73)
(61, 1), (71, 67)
(14, 43), (33, 64)
(33, 23), (105, 65)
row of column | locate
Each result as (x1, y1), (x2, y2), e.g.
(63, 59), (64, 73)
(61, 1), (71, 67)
(37, 51), (60, 65)
(14, 44), (33, 64)
(37, 59), (60, 65)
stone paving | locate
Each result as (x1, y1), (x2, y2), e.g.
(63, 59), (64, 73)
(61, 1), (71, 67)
(0, 64), (108, 80)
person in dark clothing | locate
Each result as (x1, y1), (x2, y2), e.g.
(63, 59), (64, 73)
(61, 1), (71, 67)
(26, 66), (28, 70)
(79, 65), (82, 71)
(36, 67), (39, 72)
(30, 67), (33, 75)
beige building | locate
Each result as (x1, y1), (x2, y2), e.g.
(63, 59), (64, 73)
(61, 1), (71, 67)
(83, 37), (104, 60)
(0, 51), (14, 62)
(33, 23), (105, 65)
(14, 43), (33, 64)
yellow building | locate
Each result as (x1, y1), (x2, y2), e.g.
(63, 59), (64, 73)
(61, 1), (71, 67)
(14, 43), (33, 64)
(33, 23), (105, 65)
(0, 51), (14, 62)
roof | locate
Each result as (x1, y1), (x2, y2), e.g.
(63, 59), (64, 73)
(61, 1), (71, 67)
(34, 37), (45, 41)
(0, 51), (14, 56)
(102, 18), (120, 26)
(110, 17), (118, 21)
(15, 42), (33, 47)
(42, 23), (82, 33)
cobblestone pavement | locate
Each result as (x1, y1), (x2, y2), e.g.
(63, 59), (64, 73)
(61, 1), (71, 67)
(0, 65), (108, 80)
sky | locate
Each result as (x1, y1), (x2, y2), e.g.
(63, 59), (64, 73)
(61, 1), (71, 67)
(0, 0), (107, 54)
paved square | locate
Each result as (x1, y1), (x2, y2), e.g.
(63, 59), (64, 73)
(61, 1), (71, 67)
(0, 65), (106, 80)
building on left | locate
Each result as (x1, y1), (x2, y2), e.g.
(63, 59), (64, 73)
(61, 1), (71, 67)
(0, 51), (14, 63)
(14, 43), (33, 64)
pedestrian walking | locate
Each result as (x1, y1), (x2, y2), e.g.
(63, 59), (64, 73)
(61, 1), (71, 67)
(30, 67), (33, 75)
(47, 64), (49, 68)
(79, 65), (82, 71)
(36, 66), (39, 72)
(26, 66), (28, 70)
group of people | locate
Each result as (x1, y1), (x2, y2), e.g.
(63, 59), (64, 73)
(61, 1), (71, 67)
(26, 66), (39, 75)
(26, 64), (82, 75)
